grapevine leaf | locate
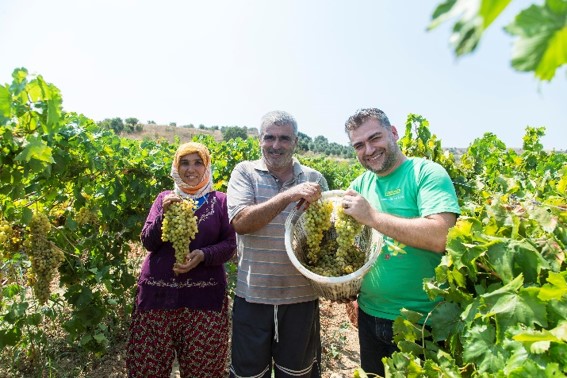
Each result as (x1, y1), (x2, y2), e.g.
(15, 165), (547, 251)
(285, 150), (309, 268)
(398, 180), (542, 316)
(539, 271), (567, 301)
(551, 320), (567, 341)
(505, 3), (567, 81)
(510, 240), (548, 284)
(502, 336), (530, 375)
(80, 334), (93, 347)
(446, 217), (489, 279)
(462, 323), (506, 372)
(548, 299), (567, 327)
(483, 280), (549, 340)
(26, 313), (42, 327)
(4, 302), (29, 324)
(0, 85), (10, 120)
(480, 0), (513, 29)
(387, 351), (425, 376)
(486, 240), (515, 283)
(65, 286), (94, 307)
(2, 284), (22, 299)
(14, 135), (54, 163)
(0, 327), (21, 348)
(9, 67), (28, 95)
(429, 0), (458, 30)
(93, 333), (108, 344)
(397, 340), (424, 356)
(428, 0), (512, 56)
(22, 207), (32, 225)
(512, 322), (567, 359)
(423, 350), (461, 377)
(529, 205), (558, 233)
(399, 308), (424, 325)
(487, 239), (548, 285)
(430, 302), (463, 340)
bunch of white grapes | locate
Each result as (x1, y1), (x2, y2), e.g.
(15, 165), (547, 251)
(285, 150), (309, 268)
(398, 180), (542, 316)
(75, 206), (99, 226)
(303, 199), (334, 264)
(24, 212), (65, 304)
(161, 199), (198, 267)
(301, 198), (366, 277)
(335, 206), (364, 274)
(0, 219), (12, 245)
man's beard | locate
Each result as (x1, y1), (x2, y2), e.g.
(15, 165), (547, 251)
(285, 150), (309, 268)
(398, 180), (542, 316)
(365, 139), (400, 175)
(262, 149), (293, 170)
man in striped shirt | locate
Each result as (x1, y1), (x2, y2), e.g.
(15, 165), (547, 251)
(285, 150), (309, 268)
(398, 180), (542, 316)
(228, 110), (328, 378)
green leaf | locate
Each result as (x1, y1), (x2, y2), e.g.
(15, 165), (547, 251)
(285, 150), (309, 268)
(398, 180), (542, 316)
(428, 0), (512, 56)
(80, 334), (93, 346)
(480, 0), (512, 28)
(483, 279), (549, 339)
(462, 323), (506, 372)
(67, 286), (94, 307)
(550, 320), (567, 341)
(539, 271), (567, 301)
(0, 85), (10, 119)
(487, 239), (548, 283)
(0, 327), (21, 348)
(505, 3), (567, 81)
(4, 302), (29, 323)
(26, 313), (42, 326)
(429, 0), (458, 30)
(14, 135), (54, 163)
(535, 25), (567, 80)
(530, 205), (558, 233)
(430, 302), (463, 340)
(486, 240), (515, 283)
(512, 322), (567, 354)
(93, 333), (108, 344)
(22, 207), (32, 224)
(2, 284), (22, 299)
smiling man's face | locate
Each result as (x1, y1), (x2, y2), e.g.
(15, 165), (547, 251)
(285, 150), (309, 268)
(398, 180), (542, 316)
(349, 118), (402, 176)
(260, 123), (298, 171)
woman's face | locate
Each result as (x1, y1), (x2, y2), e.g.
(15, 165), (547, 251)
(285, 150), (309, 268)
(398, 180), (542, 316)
(178, 152), (206, 186)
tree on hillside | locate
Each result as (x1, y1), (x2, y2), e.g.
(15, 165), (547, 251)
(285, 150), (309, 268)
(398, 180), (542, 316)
(298, 132), (312, 152)
(430, 0), (567, 81)
(222, 126), (248, 141)
(98, 117), (125, 134)
(125, 117), (139, 127)
(125, 117), (140, 133)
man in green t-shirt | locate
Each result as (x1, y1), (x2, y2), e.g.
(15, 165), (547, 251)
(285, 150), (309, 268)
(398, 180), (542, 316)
(340, 108), (460, 376)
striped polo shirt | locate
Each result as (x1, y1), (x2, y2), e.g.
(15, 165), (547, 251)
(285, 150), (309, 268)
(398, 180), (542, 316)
(227, 158), (328, 305)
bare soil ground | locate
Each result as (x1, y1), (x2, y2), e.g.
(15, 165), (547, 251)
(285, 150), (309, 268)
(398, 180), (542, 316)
(79, 299), (359, 378)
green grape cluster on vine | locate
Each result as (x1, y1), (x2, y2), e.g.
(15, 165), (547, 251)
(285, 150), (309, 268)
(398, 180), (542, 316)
(23, 212), (65, 304)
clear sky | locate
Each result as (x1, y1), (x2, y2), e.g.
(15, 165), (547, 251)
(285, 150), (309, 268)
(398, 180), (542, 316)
(1, 0), (565, 149)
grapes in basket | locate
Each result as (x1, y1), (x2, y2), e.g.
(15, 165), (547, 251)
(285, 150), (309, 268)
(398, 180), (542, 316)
(302, 198), (366, 277)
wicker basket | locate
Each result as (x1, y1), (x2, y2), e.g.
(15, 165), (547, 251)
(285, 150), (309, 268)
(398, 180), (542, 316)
(284, 190), (383, 300)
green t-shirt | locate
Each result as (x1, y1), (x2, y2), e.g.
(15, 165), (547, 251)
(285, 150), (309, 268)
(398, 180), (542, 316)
(351, 158), (460, 323)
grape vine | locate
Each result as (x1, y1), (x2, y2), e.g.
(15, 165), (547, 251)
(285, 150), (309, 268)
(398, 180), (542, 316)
(0, 68), (565, 377)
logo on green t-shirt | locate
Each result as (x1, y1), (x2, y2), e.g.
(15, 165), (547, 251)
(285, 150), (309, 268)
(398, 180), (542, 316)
(383, 236), (407, 258)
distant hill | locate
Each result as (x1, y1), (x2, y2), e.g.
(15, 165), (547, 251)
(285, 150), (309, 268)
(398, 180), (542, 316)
(124, 124), (534, 161)
(122, 124), (258, 144)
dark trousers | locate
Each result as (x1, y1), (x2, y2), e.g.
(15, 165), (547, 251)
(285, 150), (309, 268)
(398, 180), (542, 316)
(230, 296), (321, 378)
(358, 308), (397, 377)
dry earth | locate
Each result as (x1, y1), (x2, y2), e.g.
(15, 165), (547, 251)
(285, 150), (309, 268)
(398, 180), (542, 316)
(83, 299), (360, 378)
